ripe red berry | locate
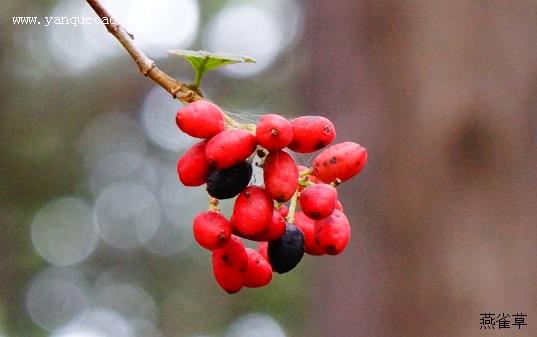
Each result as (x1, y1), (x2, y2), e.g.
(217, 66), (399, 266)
(255, 114), (293, 151)
(263, 150), (298, 202)
(206, 129), (257, 169)
(335, 200), (344, 211)
(314, 209), (350, 255)
(299, 184), (337, 220)
(177, 141), (210, 186)
(244, 248), (272, 288)
(288, 116), (336, 153)
(231, 186), (273, 237)
(250, 210), (286, 242)
(192, 211), (231, 250)
(278, 204), (289, 218)
(212, 235), (248, 271)
(313, 142), (368, 183)
(294, 211), (324, 255)
(258, 242), (269, 261)
(176, 100), (225, 138)
(212, 258), (244, 294)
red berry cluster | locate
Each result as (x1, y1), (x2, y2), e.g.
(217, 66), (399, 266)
(176, 100), (368, 293)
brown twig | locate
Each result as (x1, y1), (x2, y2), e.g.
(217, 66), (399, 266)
(86, 0), (251, 130)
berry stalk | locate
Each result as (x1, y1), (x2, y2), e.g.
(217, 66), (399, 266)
(285, 190), (299, 224)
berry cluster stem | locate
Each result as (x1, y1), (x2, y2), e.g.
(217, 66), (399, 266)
(208, 197), (219, 212)
(286, 190), (299, 225)
(85, 0), (252, 130)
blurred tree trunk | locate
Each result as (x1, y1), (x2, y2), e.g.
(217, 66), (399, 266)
(301, 1), (537, 336)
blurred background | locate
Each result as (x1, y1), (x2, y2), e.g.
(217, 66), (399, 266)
(2, 1), (537, 336)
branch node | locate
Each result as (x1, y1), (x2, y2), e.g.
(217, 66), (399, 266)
(141, 62), (156, 76)
(170, 83), (185, 98)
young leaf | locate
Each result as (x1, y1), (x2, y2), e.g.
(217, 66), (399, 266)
(167, 49), (256, 88)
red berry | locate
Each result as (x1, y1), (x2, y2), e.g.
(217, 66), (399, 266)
(313, 142), (368, 183)
(263, 150), (298, 202)
(294, 211), (324, 255)
(288, 116), (336, 153)
(192, 211), (231, 250)
(250, 210), (286, 242)
(212, 235), (248, 271)
(206, 129), (257, 169)
(299, 184), (337, 220)
(335, 200), (344, 211)
(231, 186), (273, 237)
(177, 141), (210, 186)
(212, 258), (244, 294)
(255, 114), (293, 151)
(258, 242), (269, 261)
(278, 204), (289, 218)
(244, 248), (272, 288)
(314, 209), (350, 255)
(176, 100), (224, 138)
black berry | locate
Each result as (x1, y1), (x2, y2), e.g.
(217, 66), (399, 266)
(268, 223), (305, 273)
(206, 161), (252, 199)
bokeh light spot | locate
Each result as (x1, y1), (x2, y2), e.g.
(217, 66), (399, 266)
(94, 183), (160, 250)
(89, 151), (157, 196)
(51, 309), (132, 337)
(31, 198), (98, 266)
(94, 283), (156, 322)
(204, 0), (301, 77)
(78, 112), (147, 170)
(225, 314), (287, 337)
(26, 267), (88, 331)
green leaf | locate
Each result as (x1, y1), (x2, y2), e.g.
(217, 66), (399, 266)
(167, 49), (256, 88)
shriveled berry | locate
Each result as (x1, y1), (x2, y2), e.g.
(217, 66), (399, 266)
(206, 129), (257, 169)
(231, 186), (273, 237)
(258, 242), (269, 261)
(244, 248), (272, 288)
(263, 150), (298, 202)
(206, 161), (252, 199)
(299, 184), (337, 220)
(249, 210), (286, 242)
(212, 235), (248, 271)
(278, 204), (289, 218)
(313, 142), (368, 183)
(192, 211), (231, 250)
(212, 258), (244, 294)
(176, 100), (224, 138)
(314, 209), (350, 255)
(177, 141), (210, 186)
(268, 223), (305, 273)
(294, 211), (324, 255)
(288, 116), (336, 153)
(256, 114), (293, 151)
